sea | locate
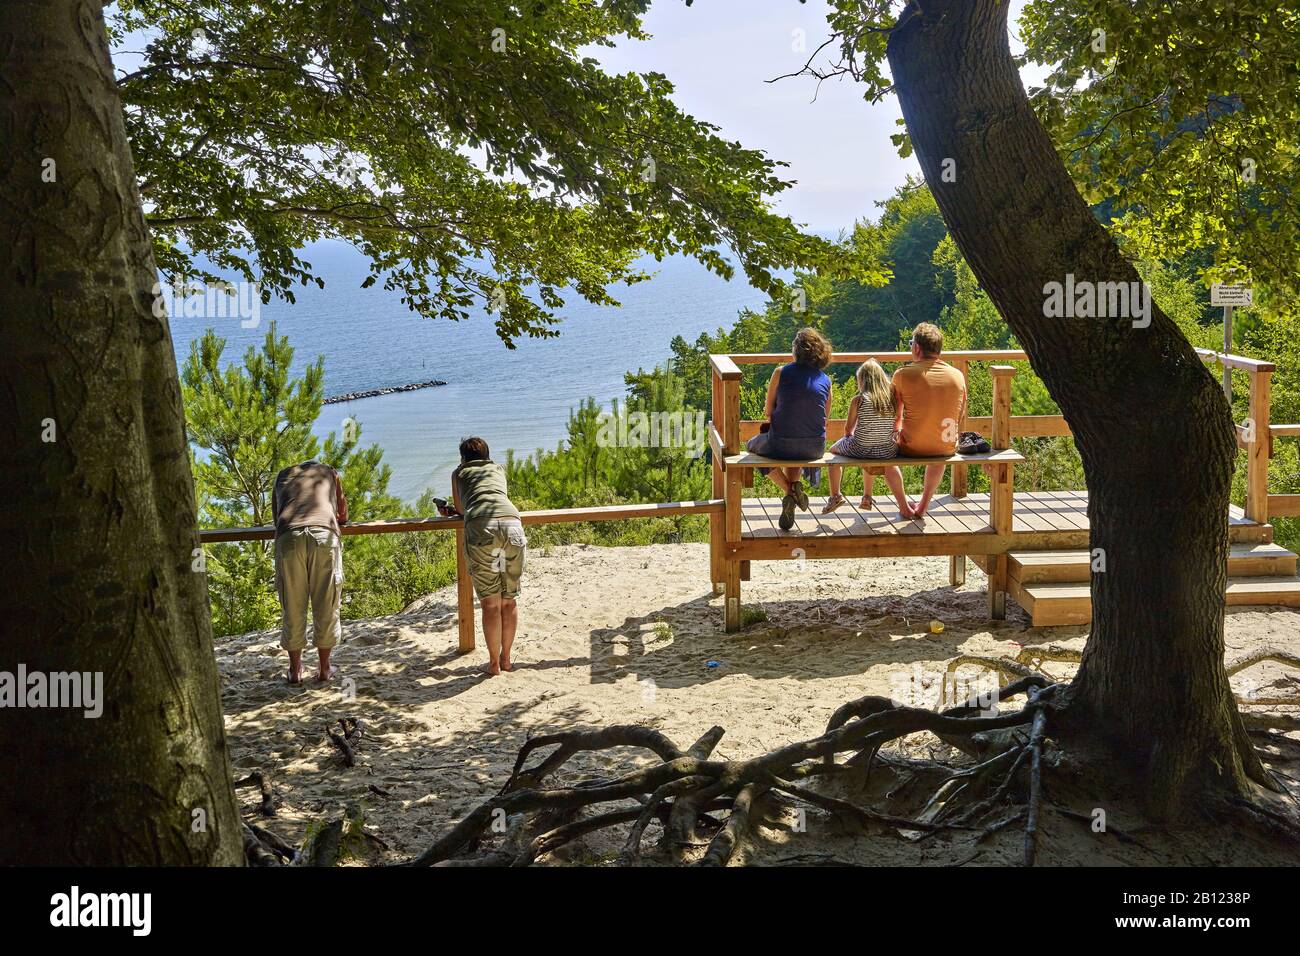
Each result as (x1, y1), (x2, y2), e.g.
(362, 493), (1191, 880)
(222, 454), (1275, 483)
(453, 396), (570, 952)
(168, 240), (776, 504)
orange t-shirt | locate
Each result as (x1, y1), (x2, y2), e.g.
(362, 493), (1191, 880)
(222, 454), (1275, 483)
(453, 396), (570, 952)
(892, 359), (967, 456)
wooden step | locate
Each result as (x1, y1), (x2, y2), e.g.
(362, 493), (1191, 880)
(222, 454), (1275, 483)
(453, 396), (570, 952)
(1010, 573), (1300, 627)
(1009, 543), (1298, 585)
(1225, 576), (1300, 606)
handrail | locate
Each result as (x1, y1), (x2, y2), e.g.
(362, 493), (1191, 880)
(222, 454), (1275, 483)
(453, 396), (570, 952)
(726, 349), (1029, 366)
(1195, 348), (1276, 374)
(198, 499), (724, 544)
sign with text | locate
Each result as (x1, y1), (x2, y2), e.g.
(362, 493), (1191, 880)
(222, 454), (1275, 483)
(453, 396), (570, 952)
(1211, 284), (1253, 307)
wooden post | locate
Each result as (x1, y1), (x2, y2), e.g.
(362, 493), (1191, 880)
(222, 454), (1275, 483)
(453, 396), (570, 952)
(710, 365), (724, 594)
(951, 358), (970, 498)
(987, 366), (1017, 618)
(454, 525), (475, 653)
(723, 374), (742, 632)
(1246, 368), (1272, 525)
(725, 468), (743, 632)
(949, 358), (970, 586)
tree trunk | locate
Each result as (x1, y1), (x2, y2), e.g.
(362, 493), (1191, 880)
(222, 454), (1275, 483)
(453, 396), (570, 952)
(0, 0), (244, 863)
(886, 0), (1270, 812)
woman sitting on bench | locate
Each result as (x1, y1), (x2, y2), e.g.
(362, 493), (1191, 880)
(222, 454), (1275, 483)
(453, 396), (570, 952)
(822, 358), (913, 518)
(746, 327), (833, 531)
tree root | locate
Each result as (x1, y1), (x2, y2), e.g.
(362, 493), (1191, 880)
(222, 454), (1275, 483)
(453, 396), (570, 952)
(1227, 648), (1300, 706)
(234, 771), (276, 816)
(405, 682), (1061, 868)
(326, 717), (364, 767)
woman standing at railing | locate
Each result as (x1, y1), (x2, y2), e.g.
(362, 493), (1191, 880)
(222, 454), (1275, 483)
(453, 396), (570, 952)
(440, 437), (527, 676)
(746, 328), (833, 530)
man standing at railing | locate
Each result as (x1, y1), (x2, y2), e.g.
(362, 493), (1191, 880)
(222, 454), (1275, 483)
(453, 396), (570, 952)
(272, 460), (348, 684)
(893, 323), (967, 519)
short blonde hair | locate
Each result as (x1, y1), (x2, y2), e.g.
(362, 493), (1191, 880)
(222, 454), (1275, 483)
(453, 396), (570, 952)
(792, 328), (832, 369)
(855, 359), (894, 416)
(912, 322), (943, 357)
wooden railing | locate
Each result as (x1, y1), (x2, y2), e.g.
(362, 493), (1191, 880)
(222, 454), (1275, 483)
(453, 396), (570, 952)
(711, 348), (1072, 504)
(194, 347), (1296, 647)
(198, 500), (723, 652)
(1196, 348), (1298, 523)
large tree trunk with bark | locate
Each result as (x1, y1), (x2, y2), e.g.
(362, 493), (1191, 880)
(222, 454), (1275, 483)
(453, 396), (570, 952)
(886, 0), (1270, 813)
(0, 0), (243, 863)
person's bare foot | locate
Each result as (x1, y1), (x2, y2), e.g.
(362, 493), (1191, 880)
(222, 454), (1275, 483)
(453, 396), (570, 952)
(911, 500), (929, 520)
(500, 657), (513, 672)
(314, 665), (335, 683)
(481, 661), (500, 676)
(897, 500), (915, 520)
(286, 669), (302, 686)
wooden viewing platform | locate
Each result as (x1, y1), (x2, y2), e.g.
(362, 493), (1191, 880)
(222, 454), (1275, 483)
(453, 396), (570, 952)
(706, 348), (1300, 631)
(198, 347), (1300, 646)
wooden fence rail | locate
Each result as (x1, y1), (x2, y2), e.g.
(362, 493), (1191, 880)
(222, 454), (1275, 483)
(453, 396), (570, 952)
(196, 347), (1297, 645)
(198, 499), (723, 652)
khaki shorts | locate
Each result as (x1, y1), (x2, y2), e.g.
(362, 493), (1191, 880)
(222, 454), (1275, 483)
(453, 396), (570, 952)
(464, 517), (527, 599)
(274, 526), (342, 651)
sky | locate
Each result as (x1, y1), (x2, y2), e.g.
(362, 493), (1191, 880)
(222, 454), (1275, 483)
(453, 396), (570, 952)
(594, 0), (1036, 233)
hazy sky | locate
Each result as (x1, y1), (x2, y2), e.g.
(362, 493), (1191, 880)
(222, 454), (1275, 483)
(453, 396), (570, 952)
(595, 1), (1035, 233)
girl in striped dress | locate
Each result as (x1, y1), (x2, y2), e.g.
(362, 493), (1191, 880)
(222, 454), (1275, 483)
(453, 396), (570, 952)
(823, 359), (914, 518)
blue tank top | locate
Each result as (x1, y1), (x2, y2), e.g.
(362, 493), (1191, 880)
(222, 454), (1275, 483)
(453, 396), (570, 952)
(770, 362), (831, 441)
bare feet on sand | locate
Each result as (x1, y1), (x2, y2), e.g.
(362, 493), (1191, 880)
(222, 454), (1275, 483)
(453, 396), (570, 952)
(482, 661), (500, 677)
(315, 665), (335, 683)
(500, 656), (513, 672)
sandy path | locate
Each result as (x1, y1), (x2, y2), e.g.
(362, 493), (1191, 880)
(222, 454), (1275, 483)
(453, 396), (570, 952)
(218, 543), (1300, 865)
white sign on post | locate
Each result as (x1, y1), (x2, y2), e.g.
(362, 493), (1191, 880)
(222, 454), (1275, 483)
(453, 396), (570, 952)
(1211, 284), (1253, 307)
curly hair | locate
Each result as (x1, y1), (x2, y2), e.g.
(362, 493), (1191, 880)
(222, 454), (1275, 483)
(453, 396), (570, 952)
(792, 327), (832, 369)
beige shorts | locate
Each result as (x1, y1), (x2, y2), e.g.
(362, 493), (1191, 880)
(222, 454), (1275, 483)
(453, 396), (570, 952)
(464, 517), (526, 599)
(274, 526), (342, 651)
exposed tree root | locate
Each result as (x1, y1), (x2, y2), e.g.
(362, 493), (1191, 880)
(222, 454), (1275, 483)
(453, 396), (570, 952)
(1227, 648), (1300, 706)
(405, 678), (1066, 867)
(326, 716), (365, 767)
(945, 645), (1300, 710)
(234, 771), (277, 816)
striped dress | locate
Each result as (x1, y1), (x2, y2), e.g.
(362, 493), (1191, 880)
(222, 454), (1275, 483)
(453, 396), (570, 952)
(831, 394), (897, 459)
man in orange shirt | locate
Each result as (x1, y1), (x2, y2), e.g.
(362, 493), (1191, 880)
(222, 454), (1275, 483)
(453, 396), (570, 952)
(892, 323), (967, 519)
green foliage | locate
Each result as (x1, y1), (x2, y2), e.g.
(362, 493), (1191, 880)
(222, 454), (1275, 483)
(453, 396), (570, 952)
(112, 0), (885, 346)
(1019, 1), (1300, 302)
(506, 364), (712, 547)
(182, 327), (454, 635)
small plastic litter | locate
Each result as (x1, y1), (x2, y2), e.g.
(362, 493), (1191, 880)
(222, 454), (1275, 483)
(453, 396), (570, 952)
(706, 660), (722, 668)
(929, 620), (945, 634)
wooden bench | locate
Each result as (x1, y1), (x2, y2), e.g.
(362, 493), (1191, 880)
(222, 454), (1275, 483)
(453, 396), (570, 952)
(720, 446), (1025, 471)
(708, 362), (1023, 630)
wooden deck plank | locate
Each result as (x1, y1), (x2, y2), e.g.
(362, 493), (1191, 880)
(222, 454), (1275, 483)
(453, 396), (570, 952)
(934, 495), (990, 534)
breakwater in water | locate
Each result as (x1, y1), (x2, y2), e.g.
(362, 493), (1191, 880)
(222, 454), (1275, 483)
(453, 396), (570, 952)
(323, 379), (447, 405)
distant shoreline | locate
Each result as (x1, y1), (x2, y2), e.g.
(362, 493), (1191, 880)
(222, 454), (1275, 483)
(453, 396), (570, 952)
(323, 379), (447, 405)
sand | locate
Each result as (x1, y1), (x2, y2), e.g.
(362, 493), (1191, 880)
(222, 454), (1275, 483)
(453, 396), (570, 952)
(217, 542), (1300, 865)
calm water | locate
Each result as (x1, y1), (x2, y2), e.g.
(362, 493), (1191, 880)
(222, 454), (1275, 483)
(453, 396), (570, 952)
(169, 241), (774, 503)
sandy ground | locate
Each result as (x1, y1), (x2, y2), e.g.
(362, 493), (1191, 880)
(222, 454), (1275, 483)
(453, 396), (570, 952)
(218, 543), (1300, 866)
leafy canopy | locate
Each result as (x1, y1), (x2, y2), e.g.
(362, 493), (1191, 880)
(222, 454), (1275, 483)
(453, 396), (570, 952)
(797, 1), (1299, 300)
(111, 0), (885, 346)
